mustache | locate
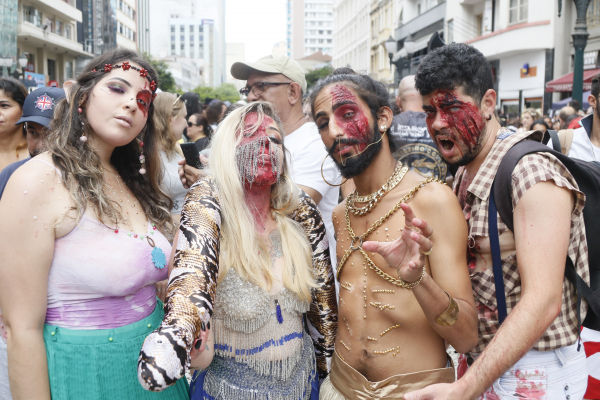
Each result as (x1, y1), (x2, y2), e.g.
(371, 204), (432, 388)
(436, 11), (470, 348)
(327, 138), (361, 155)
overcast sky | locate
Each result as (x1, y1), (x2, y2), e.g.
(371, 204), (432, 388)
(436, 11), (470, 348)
(225, 0), (287, 62)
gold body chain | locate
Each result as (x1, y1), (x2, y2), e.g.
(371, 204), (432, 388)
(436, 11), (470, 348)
(336, 177), (443, 288)
(347, 163), (409, 216)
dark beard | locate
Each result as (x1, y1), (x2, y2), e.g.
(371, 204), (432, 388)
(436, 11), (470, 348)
(327, 125), (383, 179)
(443, 121), (488, 168)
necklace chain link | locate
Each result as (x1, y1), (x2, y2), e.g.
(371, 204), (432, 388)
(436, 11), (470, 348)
(337, 177), (443, 288)
(347, 163), (408, 216)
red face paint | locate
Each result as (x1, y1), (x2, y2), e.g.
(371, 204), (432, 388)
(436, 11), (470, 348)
(426, 90), (484, 151)
(237, 113), (282, 187)
(136, 90), (152, 117)
(330, 85), (370, 152)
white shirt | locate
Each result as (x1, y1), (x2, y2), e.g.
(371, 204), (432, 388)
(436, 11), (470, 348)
(159, 151), (189, 215)
(285, 122), (342, 278)
(569, 126), (600, 162)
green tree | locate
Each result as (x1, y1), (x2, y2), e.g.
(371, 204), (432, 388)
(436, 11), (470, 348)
(192, 83), (241, 103)
(143, 53), (177, 93)
(305, 65), (333, 91)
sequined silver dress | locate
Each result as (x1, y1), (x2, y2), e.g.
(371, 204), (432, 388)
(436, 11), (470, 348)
(195, 268), (316, 399)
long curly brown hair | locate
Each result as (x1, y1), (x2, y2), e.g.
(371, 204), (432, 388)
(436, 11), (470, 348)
(48, 48), (174, 235)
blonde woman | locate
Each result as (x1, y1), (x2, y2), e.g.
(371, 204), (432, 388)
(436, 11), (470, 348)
(138, 102), (337, 399)
(154, 92), (188, 226)
(517, 107), (540, 133)
(0, 49), (189, 399)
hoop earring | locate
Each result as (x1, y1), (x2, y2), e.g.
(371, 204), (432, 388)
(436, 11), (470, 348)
(271, 174), (293, 212)
(321, 154), (348, 187)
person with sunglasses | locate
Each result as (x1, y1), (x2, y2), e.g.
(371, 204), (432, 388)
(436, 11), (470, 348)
(231, 56), (343, 286)
(187, 113), (211, 152)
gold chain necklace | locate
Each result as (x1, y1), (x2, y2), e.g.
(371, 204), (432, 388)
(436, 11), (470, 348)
(347, 163), (409, 216)
(337, 178), (443, 288)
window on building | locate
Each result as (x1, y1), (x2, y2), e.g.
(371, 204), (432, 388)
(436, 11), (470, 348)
(171, 25), (175, 32)
(190, 25), (194, 32)
(319, 30), (323, 34)
(180, 26), (185, 32)
(199, 35), (203, 41)
(171, 44), (175, 50)
(199, 26), (203, 32)
(23, 5), (42, 27)
(171, 35), (175, 41)
(327, 39), (332, 43)
(190, 35), (194, 41)
(447, 19), (454, 43)
(417, 3), (422, 15)
(56, 20), (62, 36)
(65, 24), (72, 39)
(181, 43), (185, 50)
(509, 0), (528, 24)
(588, 0), (600, 28)
(181, 35), (184, 41)
(66, 61), (73, 79)
(476, 14), (483, 36)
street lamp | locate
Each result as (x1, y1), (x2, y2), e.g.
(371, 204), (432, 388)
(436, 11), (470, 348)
(385, 35), (397, 70)
(568, 0), (592, 106)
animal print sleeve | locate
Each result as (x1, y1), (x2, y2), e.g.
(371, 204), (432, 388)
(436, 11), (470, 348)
(290, 191), (338, 383)
(138, 177), (221, 392)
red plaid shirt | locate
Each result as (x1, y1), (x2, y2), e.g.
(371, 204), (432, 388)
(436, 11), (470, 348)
(453, 129), (589, 353)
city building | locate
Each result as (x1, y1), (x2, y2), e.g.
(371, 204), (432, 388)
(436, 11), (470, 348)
(370, 0), (397, 86)
(147, 0), (226, 88)
(137, 0), (151, 54)
(290, 0), (334, 58)
(77, 0), (137, 57)
(161, 55), (205, 91)
(392, 0), (446, 85)
(447, 0), (563, 115)
(297, 50), (332, 72)
(332, 0), (370, 73)
(14, 0), (91, 85)
(226, 42), (245, 89)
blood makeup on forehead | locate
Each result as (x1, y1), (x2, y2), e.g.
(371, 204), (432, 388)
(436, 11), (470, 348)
(240, 112), (274, 144)
(426, 91), (484, 149)
(330, 85), (370, 150)
(136, 90), (152, 117)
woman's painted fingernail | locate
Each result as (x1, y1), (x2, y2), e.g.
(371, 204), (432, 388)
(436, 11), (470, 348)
(194, 339), (202, 349)
(207, 321), (211, 330)
(201, 322), (206, 331)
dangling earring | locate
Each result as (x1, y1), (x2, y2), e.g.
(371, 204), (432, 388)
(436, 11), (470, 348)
(380, 125), (386, 131)
(139, 139), (146, 174)
(78, 107), (87, 142)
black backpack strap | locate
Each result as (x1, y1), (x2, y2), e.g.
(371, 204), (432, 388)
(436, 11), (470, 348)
(491, 139), (599, 335)
(544, 130), (562, 153)
(489, 182), (508, 324)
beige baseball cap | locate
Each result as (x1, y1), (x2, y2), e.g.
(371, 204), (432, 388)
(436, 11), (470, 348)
(231, 55), (307, 93)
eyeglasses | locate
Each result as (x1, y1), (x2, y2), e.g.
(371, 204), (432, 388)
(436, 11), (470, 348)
(239, 82), (292, 97)
(187, 121), (198, 127)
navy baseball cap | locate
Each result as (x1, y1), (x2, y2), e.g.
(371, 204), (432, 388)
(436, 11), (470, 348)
(16, 87), (65, 128)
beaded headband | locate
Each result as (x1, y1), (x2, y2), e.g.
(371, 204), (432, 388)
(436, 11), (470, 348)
(92, 62), (157, 100)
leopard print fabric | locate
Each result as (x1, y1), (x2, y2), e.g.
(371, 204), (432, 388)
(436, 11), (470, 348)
(138, 176), (337, 391)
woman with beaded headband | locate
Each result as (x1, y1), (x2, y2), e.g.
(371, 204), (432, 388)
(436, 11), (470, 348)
(0, 48), (189, 399)
(137, 102), (338, 399)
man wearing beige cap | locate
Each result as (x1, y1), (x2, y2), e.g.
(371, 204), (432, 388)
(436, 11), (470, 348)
(232, 55), (342, 279)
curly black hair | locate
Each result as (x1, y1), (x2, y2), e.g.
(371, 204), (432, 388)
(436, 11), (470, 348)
(308, 67), (396, 153)
(415, 43), (493, 104)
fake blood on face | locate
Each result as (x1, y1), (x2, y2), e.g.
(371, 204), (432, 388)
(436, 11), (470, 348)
(426, 91), (485, 151)
(136, 90), (152, 117)
(330, 85), (370, 152)
(239, 113), (280, 186)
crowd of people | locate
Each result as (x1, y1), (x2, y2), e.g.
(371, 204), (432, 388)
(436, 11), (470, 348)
(0, 41), (598, 400)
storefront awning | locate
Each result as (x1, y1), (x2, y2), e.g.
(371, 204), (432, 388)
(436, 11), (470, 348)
(545, 68), (600, 92)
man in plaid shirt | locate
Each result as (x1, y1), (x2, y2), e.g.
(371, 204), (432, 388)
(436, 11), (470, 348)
(405, 43), (590, 400)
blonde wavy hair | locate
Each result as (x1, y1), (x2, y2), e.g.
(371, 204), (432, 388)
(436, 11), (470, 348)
(153, 92), (185, 161)
(208, 102), (316, 301)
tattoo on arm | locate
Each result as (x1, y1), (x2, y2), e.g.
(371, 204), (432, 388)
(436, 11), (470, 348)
(268, 229), (283, 269)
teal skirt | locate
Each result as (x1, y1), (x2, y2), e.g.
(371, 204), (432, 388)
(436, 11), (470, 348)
(44, 301), (189, 400)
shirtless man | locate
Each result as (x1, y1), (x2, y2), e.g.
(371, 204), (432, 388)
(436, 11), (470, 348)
(310, 69), (478, 399)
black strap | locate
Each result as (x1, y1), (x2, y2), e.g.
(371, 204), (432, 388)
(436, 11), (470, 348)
(547, 130), (562, 153)
(489, 182), (508, 325)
